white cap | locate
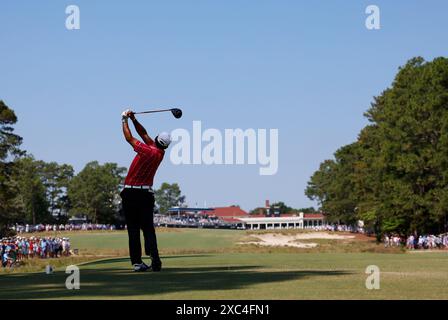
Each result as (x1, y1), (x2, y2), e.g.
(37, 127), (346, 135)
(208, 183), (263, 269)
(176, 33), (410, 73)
(156, 132), (172, 148)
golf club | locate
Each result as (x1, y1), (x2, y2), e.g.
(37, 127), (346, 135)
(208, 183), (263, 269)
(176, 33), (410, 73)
(134, 108), (183, 119)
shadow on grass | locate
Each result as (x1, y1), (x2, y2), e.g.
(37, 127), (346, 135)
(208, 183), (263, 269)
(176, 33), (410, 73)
(0, 256), (353, 299)
(79, 255), (212, 267)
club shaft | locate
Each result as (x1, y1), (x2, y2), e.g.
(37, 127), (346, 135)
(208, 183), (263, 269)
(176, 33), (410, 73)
(134, 109), (172, 115)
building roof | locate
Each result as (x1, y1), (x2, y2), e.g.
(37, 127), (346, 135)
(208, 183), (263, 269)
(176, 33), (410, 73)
(208, 206), (248, 217)
(239, 216), (304, 223)
(221, 217), (243, 223)
(304, 213), (325, 219)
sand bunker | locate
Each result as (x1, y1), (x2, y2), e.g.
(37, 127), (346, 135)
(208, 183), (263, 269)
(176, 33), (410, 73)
(242, 232), (355, 248)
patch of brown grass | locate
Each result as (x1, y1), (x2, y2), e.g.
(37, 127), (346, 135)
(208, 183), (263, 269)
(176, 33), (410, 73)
(237, 232), (405, 254)
(0, 256), (102, 274)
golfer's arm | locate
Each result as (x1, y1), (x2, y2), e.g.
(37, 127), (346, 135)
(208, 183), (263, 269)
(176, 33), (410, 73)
(122, 119), (138, 147)
(131, 118), (154, 145)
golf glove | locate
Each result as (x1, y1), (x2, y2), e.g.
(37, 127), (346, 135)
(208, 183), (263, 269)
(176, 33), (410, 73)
(121, 108), (132, 120)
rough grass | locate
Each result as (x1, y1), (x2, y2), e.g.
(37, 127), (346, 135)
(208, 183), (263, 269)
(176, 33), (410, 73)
(239, 231), (405, 254)
(0, 256), (98, 274)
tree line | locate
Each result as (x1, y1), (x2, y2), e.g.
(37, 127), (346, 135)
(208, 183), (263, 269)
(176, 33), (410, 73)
(0, 100), (185, 236)
(5, 56), (446, 240)
(249, 202), (316, 215)
(306, 57), (448, 239)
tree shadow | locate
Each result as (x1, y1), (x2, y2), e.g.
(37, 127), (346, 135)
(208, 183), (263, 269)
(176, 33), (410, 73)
(79, 255), (211, 267)
(0, 256), (353, 299)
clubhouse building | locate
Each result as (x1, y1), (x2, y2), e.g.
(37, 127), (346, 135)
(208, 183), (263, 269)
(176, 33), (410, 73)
(168, 200), (325, 230)
(237, 213), (325, 230)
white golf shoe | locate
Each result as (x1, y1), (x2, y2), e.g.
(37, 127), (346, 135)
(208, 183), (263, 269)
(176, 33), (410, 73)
(133, 262), (150, 272)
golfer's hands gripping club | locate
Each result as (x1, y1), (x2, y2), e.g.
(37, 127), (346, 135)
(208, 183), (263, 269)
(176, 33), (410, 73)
(121, 108), (135, 121)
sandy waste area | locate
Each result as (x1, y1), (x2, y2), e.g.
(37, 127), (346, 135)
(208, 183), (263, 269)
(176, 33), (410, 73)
(242, 232), (355, 248)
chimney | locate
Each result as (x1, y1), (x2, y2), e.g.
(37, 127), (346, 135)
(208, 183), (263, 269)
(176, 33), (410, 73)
(265, 200), (271, 217)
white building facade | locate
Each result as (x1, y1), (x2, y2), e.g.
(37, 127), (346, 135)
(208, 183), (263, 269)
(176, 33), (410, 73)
(238, 212), (325, 230)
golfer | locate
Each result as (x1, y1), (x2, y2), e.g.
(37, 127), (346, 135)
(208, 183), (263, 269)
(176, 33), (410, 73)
(120, 109), (171, 272)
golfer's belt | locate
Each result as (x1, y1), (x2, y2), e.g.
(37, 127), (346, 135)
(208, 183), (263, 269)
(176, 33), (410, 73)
(124, 185), (154, 192)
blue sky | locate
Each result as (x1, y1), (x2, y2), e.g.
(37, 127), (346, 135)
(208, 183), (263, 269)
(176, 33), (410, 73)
(1, 1), (447, 211)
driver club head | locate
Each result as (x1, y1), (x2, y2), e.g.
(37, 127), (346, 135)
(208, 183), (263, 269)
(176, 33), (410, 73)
(171, 108), (183, 119)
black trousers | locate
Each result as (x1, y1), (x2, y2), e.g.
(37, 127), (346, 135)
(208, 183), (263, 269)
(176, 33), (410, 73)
(120, 188), (160, 265)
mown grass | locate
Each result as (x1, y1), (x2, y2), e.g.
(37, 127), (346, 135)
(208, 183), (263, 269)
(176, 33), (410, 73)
(1, 228), (447, 299)
(1, 229), (244, 274)
(1, 252), (447, 299)
(0, 229), (413, 274)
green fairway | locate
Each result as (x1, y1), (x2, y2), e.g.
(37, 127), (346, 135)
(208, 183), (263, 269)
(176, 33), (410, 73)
(67, 228), (242, 254)
(1, 229), (447, 300)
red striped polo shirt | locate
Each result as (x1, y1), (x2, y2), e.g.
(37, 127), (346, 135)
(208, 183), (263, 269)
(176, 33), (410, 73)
(124, 140), (165, 186)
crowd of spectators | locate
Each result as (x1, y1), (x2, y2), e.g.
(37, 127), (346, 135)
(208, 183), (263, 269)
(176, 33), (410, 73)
(1, 236), (71, 268)
(383, 235), (402, 247)
(320, 224), (365, 233)
(154, 214), (234, 229)
(310, 225), (448, 250)
(12, 223), (119, 233)
(11, 217), (234, 234)
(299, 223), (365, 233)
(405, 234), (448, 249)
(384, 233), (448, 249)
